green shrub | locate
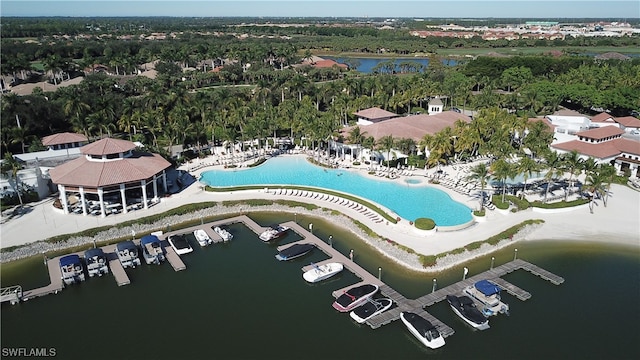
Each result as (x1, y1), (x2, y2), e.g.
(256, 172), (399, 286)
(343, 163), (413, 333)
(505, 194), (530, 211)
(531, 198), (589, 208)
(491, 194), (510, 210)
(473, 209), (485, 217)
(414, 218), (436, 230)
(352, 161), (361, 166)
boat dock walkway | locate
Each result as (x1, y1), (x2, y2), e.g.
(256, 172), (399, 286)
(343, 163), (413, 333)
(163, 246), (186, 271)
(20, 256), (64, 301)
(101, 244), (130, 286)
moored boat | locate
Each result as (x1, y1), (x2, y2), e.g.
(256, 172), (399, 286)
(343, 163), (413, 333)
(446, 295), (490, 330)
(214, 226), (233, 242)
(193, 229), (213, 247)
(349, 298), (393, 324)
(259, 225), (290, 242)
(400, 311), (446, 349)
(84, 248), (109, 277)
(59, 254), (86, 285)
(275, 243), (315, 261)
(140, 235), (166, 265)
(168, 234), (194, 255)
(302, 262), (343, 283)
(462, 279), (509, 316)
(116, 240), (141, 269)
(332, 284), (379, 312)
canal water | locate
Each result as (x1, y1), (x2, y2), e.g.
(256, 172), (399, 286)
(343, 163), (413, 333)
(1, 212), (639, 360)
(324, 57), (458, 73)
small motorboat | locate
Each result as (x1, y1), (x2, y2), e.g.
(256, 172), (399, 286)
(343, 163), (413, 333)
(400, 311), (446, 349)
(168, 234), (194, 255)
(193, 229), (213, 247)
(259, 225), (290, 242)
(462, 279), (509, 316)
(275, 243), (315, 261)
(140, 234), (166, 265)
(59, 254), (86, 285)
(84, 248), (109, 277)
(303, 262), (343, 283)
(446, 295), (490, 330)
(332, 284), (379, 312)
(116, 240), (141, 269)
(349, 298), (393, 324)
(214, 226), (233, 242)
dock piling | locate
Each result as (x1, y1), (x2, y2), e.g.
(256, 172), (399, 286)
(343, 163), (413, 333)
(432, 278), (437, 293)
(491, 256), (495, 269)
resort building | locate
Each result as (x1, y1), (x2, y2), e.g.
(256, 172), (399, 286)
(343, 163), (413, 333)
(353, 107), (398, 125)
(49, 138), (171, 217)
(551, 126), (640, 178)
(427, 98), (444, 115)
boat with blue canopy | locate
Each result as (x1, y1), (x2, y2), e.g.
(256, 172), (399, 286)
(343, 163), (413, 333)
(463, 279), (509, 316)
(140, 235), (165, 265)
(84, 248), (109, 277)
(59, 254), (86, 285)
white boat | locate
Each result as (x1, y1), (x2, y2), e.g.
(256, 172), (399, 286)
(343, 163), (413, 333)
(214, 226), (233, 242)
(400, 311), (446, 349)
(349, 298), (393, 324)
(193, 229), (213, 247)
(332, 284), (379, 312)
(84, 248), (109, 277)
(116, 241), (141, 269)
(446, 295), (490, 330)
(302, 262), (343, 283)
(168, 234), (194, 255)
(140, 235), (166, 264)
(462, 280), (509, 317)
(59, 254), (86, 285)
(259, 225), (289, 242)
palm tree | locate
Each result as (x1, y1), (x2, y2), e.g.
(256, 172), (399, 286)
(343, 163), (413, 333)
(517, 156), (539, 199)
(347, 126), (367, 161)
(597, 163), (616, 207)
(584, 171), (605, 214)
(1, 153), (24, 207)
(541, 150), (564, 203)
(490, 158), (516, 203)
(467, 162), (490, 209)
(377, 135), (395, 170)
(561, 150), (583, 201)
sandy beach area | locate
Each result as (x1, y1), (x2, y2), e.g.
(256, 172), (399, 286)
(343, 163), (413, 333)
(1, 154), (638, 269)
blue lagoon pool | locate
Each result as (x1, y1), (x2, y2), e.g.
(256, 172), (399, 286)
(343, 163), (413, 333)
(200, 156), (472, 226)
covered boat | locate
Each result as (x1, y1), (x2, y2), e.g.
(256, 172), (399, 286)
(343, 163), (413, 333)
(332, 284), (379, 312)
(59, 254), (86, 285)
(275, 243), (315, 261)
(446, 295), (489, 330)
(140, 235), (166, 265)
(400, 311), (446, 349)
(193, 229), (212, 247)
(116, 241), (141, 269)
(303, 262), (343, 283)
(259, 225), (290, 242)
(463, 279), (509, 316)
(349, 298), (393, 324)
(84, 248), (109, 277)
(214, 226), (233, 242)
(168, 234), (194, 255)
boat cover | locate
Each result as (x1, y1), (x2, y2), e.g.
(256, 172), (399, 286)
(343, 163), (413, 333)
(474, 280), (501, 296)
(140, 234), (161, 245)
(116, 241), (137, 251)
(60, 254), (81, 266)
(85, 248), (105, 258)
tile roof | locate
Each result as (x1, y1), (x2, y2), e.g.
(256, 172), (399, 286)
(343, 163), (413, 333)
(41, 132), (88, 146)
(590, 112), (614, 122)
(343, 111), (471, 142)
(575, 126), (624, 140)
(311, 59), (348, 69)
(528, 117), (556, 130)
(552, 138), (640, 159)
(614, 116), (640, 128)
(81, 138), (137, 156)
(353, 107), (398, 120)
(49, 152), (171, 188)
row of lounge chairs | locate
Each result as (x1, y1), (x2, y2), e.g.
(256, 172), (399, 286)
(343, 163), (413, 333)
(270, 188), (385, 224)
(438, 177), (478, 196)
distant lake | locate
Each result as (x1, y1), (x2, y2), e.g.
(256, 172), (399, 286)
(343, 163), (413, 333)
(324, 56), (458, 74)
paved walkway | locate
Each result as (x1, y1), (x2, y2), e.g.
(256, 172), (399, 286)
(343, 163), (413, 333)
(1, 154), (638, 258)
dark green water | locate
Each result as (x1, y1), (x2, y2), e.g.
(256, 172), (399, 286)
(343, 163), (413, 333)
(2, 213), (639, 360)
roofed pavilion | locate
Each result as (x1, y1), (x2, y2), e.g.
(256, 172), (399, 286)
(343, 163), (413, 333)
(49, 138), (171, 217)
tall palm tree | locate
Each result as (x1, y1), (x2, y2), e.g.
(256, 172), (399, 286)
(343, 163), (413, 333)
(597, 163), (616, 207)
(561, 150), (583, 201)
(541, 150), (564, 203)
(467, 162), (490, 209)
(377, 135), (395, 170)
(517, 156), (539, 199)
(1, 153), (23, 207)
(347, 126), (366, 161)
(584, 171), (605, 214)
(490, 158), (516, 203)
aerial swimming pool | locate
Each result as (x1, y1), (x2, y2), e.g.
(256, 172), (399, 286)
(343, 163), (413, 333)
(200, 156), (472, 226)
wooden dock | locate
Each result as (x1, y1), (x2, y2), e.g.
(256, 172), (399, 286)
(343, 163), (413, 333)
(163, 246), (186, 271)
(21, 256), (64, 301)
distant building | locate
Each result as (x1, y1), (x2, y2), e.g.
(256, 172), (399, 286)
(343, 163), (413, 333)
(353, 107), (398, 125)
(427, 98), (444, 115)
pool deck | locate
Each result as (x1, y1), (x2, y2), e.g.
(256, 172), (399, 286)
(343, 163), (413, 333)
(2, 153), (639, 266)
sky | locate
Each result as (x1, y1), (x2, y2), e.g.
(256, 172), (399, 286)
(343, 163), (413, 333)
(1, 0), (639, 18)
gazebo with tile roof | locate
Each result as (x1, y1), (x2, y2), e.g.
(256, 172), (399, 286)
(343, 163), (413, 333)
(41, 132), (88, 150)
(49, 138), (171, 217)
